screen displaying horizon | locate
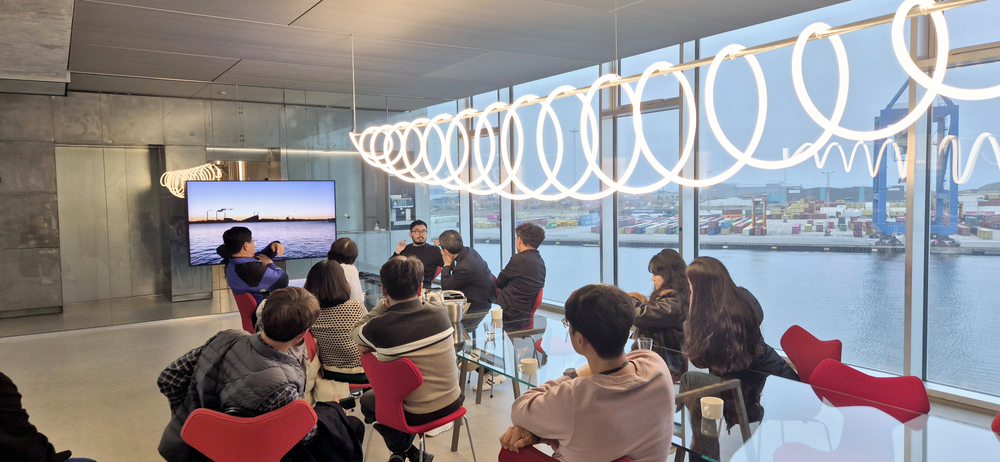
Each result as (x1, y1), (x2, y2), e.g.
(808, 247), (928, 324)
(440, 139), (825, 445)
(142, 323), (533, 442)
(186, 181), (336, 266)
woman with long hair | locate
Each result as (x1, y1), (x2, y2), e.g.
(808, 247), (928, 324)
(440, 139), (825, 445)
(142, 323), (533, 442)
(627, 249), (690, 380)
(327, 237), (365, 303)
(305, 260), (368, 399)
(681, 256), (797, 446)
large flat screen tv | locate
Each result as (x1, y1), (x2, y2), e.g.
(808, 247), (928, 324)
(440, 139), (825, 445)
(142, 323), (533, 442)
(186, 180), (337, 266)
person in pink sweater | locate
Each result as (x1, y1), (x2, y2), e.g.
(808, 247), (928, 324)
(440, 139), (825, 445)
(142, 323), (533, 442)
(500, 284), (675, 462)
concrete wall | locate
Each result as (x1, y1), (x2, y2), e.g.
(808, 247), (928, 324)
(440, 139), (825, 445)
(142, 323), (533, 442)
(0, 91), (381, 316)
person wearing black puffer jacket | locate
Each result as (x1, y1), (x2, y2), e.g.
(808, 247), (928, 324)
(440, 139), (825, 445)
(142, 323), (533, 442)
(627, 249), (689, 381)
(0, 372), (95, 462)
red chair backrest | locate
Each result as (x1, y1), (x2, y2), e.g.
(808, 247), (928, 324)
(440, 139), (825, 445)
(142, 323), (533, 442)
(181, 399), (317, 462)
(992, 411), (1000, 436)
(498, 447), (631, 462)
(810, 358), (929, 424)
(232, 292), (259, 334)
(303, 330), (318, 362)
(434, 266), (442, 280)
(780, 325), (842, 384)
(360, 352), (423, 432)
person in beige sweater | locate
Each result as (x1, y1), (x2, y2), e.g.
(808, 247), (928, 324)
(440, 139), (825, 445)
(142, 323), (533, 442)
(500, 284), (675, 462)
(351, 256), (462, 462)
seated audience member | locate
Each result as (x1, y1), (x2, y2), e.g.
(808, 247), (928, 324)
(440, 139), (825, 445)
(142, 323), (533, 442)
(352, 256), (463, 462)
(0, 372), (95, 462)
(158, 288), (325, 461)
(438, 230), (496, 324)
(391, 220), (445, 289)
(626, 249), (689, 380)
(306, 260), (368, 396)
(680, 257), (798, 434)
(220, 226), (289, 310)
(328, 237), (365, 303)
(501, 284), (675, 462)
(495, 223), (546, 329)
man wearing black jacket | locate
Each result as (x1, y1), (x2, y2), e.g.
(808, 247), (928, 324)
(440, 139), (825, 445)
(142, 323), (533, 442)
(437, 230), (496, 326)
(0, 372), (93, 462)
(392, 220), (445, 289)
(496, 223), (546, 329)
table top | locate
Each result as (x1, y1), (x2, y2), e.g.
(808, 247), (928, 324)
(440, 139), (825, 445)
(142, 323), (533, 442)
(673, 361), (1000, 462)
(455, 314), (999, 461)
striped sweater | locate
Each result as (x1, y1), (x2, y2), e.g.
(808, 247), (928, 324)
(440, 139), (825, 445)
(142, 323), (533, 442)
(351, 298), (460, 415)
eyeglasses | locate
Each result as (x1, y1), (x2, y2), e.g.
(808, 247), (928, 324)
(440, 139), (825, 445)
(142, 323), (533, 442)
(561, 318), (571, 330)
(411, 230), (428, 235)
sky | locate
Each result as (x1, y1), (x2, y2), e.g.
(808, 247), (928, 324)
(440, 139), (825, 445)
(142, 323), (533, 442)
(187, 181), (336, 221)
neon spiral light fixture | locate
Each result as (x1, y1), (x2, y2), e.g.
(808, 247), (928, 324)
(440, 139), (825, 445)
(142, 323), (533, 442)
(350, 0), (1000, 200)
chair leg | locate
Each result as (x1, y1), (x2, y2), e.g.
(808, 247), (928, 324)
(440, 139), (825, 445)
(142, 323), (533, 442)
(463, 415), (478, 462)
(364, 420), (376, 462)
(419, 434), (426, 462)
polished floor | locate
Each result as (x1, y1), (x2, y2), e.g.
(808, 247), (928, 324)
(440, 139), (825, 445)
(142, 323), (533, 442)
(2, 309), (996, 462)
(1, 312), (521, 462)
(0, 290), (238, 338)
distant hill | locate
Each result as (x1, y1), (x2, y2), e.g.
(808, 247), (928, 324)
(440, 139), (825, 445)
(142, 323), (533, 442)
(963, 182), (1000, 194)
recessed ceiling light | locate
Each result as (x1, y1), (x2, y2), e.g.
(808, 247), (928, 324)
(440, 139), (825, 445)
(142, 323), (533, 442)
(218, 91), (228, 95)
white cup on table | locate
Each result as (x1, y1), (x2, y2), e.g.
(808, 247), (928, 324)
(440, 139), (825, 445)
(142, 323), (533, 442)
(519, 358), (538, 375)
(701, 396), (724, 420)
(491, 308), (503, 322)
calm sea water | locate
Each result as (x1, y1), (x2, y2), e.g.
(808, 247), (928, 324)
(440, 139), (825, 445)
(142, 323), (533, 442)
(474, 243), (1000, 396)
(189, 221), (337, 266)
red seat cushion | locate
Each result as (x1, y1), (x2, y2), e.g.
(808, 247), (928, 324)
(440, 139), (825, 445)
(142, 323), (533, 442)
(810, 358), (929, 424)
(780, 325), (842, 384)
(181, 399), (317, 462)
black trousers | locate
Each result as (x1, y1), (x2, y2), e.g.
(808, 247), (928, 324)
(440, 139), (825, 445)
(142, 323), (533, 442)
(359, 391), (464, 454)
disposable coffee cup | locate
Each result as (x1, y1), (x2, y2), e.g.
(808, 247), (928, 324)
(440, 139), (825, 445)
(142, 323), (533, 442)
(519, 358), (538, 375)
(491, 308), (503, 321)
(701, 396), (724, 420)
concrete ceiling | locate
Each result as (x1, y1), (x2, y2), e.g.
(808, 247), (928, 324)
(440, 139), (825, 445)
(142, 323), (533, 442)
(59, 0), (848, 110)
(0, 0), (74, 95)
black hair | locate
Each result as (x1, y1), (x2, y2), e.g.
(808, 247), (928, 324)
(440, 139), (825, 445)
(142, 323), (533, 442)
(438, 230), (464, 254)
(684, 257), (764, 375)
(410, 220), (428, 232)
(380, 256), (424, 300)
(304, 260), (352, 307)
(564, 284), (636, 359)
(260, 287), (320, 342)
(516, 223), (546, 249)
(648, 249), (690, 304)
(327, 237), (358, 264)
(222, 227), (252, 256)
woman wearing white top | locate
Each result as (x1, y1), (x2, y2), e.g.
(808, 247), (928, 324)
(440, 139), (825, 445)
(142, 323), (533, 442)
(327, 237), (364, 303)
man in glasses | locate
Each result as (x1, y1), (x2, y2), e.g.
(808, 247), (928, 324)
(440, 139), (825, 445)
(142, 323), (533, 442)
(391, 220), (444, 289)
(500, 284), (675, 462)
(220, 227), (288, 314)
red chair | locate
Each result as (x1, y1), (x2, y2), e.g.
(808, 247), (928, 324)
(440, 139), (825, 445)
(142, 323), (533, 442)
(232, 292), (258, 334)
(992, 411), (1000, 436)
(181, 399), (317, 462)
(809, 358), (929, 424)
(434, 266), (442, 281)
(498, 447), (631, 462)
(780, 325), (842, 384)
(360, 353), (477, 462)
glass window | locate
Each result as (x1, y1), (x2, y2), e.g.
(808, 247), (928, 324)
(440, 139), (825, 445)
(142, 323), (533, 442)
(470, 90), (506, 273)
(926, 60), (1000, 396)
(511, 66), (602, 303)
(696, 0), (911, 374)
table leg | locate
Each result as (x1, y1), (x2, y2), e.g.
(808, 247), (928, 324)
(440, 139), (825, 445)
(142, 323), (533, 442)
(475, 365), (486, 404)
(512, 377), (521, 398)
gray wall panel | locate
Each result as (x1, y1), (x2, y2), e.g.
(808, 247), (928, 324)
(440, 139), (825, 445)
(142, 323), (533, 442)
(0, 142), (56, 193)
(164, 145), (208, 172)
(0, 94), (54, 142)
(163, 98), (207, 146)
(125, 147), (167, 296)
(243, 102), (281, 147)
(207, 100), (239, 146)
(101, 94), (165, 145)
(0, 248), (61, 312)
(282, 105), (308, 149)
(56, 147), (112, 302)
(102, 147), (133, 299)
(53, 92), (103, 144)
(0, 194), (59, 249)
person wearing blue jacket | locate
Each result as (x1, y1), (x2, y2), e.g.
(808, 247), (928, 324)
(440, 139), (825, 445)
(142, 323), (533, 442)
(219, 227), (289, 310)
